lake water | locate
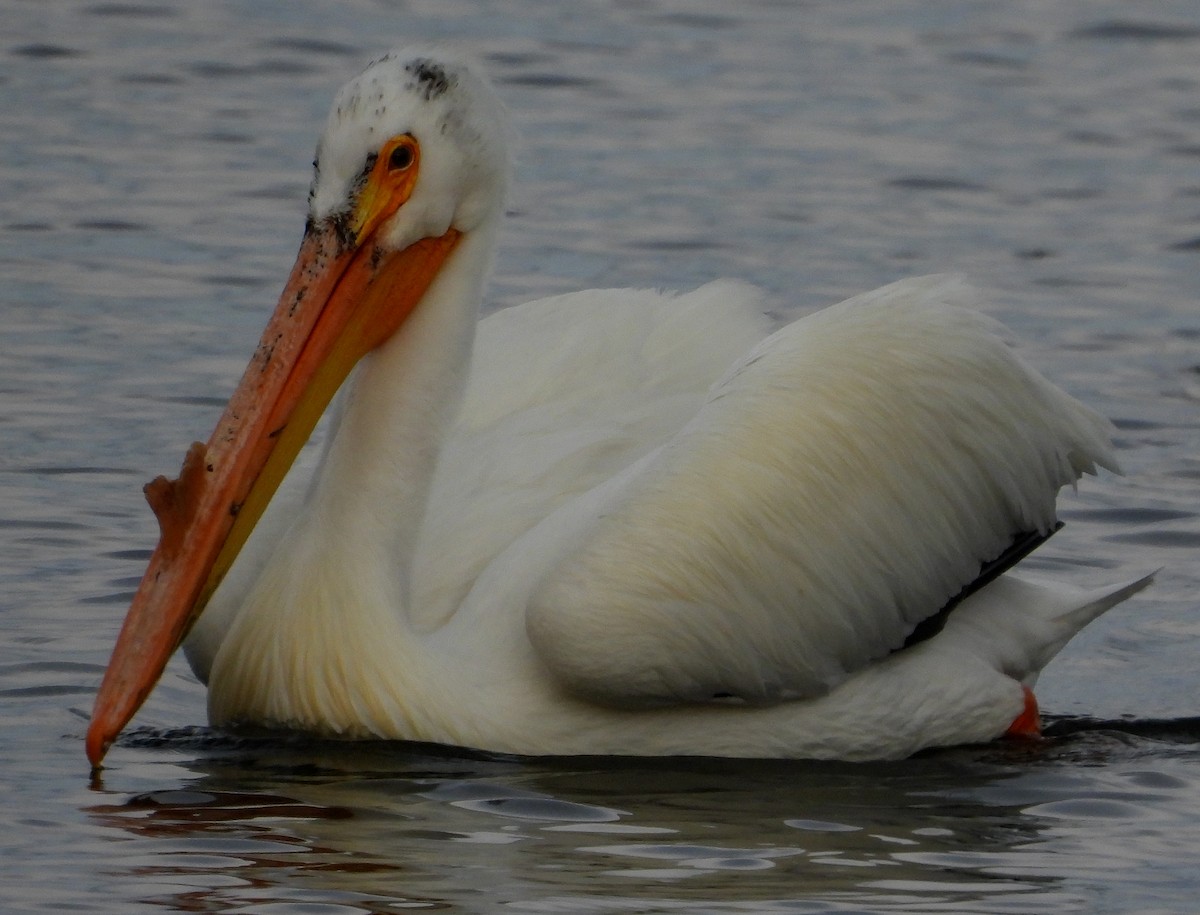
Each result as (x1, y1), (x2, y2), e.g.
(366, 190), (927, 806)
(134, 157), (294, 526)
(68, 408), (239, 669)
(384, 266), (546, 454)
(3, 0), (1199, 911)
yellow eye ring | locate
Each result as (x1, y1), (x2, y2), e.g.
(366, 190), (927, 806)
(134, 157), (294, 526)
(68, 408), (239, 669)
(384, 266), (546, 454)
(348, 134), (421, 243)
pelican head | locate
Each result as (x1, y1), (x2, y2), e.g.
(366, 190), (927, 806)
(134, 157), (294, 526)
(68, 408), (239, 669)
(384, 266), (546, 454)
(86, 48), (509, 767)
(310, 49), (511, 247)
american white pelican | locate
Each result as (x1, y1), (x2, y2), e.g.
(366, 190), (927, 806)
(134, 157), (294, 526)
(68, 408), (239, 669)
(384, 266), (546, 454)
(86, 48), (1151, 768)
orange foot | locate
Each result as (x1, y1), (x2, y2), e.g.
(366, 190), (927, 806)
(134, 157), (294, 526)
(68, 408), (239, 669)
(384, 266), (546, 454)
(1004, 684), (1042, 739)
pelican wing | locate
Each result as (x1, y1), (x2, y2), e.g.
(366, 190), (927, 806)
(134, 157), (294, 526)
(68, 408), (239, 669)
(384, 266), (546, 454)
(411, 280), (772, 629)
(525, 275), (1117, 706)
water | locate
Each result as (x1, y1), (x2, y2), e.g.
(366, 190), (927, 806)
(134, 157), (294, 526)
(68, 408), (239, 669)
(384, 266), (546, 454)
(2, 0), (1199, 911)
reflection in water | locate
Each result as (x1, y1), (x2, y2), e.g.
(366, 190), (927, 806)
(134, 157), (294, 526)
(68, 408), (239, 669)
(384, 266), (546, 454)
(84, 728), (1200, 912)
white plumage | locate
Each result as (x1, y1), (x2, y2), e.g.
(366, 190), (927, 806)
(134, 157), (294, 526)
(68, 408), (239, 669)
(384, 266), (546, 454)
(88, 47), (1149, 766)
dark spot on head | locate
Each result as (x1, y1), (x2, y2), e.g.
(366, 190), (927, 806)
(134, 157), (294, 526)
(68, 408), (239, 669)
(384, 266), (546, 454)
(321, 149), (377, 250)
(405, 58), (453, 101)
(331, 212), (356, 251)
(353, 151), (378, 195)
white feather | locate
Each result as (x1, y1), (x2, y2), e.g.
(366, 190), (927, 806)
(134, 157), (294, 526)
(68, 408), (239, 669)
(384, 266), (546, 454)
(525, 275), (1117, 706)
(179, 48), (1148, 760)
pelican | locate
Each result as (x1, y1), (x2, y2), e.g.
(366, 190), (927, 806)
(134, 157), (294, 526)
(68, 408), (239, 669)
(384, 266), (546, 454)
(86, 47), (1150, 767)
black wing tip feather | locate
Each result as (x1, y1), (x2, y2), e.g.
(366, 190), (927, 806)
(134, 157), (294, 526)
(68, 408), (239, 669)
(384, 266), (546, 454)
(901, 522), (1064, 650)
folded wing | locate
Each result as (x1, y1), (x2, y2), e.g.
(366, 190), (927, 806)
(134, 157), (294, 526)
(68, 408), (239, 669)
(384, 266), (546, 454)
(526, 276), (1117, 706)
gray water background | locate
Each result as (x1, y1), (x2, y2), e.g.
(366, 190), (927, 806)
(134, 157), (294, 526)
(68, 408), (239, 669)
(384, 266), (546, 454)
(2, 1), (1199, 911)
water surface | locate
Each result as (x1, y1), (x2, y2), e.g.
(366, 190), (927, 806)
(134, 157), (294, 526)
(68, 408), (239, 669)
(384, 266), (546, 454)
(2, 1), (1199, 911)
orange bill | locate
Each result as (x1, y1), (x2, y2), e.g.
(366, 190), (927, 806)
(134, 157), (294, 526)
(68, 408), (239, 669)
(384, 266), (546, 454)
(87, 135), (461, 768)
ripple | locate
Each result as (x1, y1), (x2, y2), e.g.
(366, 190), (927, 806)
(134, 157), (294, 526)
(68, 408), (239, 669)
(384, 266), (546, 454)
(10, 43), (84, 59)
(1067, 507), (1195, 524)
(0, 684), (93, 699)
(14, 465), (136, 476)
(72, 219), (149, 232)
(417, 777), (630, 825)
(885, 176), (989, 193)
(104, 788), (355, 822)
(946, 51), (1030, 71)
(259, 37), (359, 57)
(451, 795), (622, 822)
(1070, 21), (1200, 42)
(0, 660), (103, 677)
(1124, 769), (1190, 790)
(1015, 246), (1056, 260)
(102, 548), (153, 561)
(784, 818), (861, 833)
(651, 12), (740, 30)
(0, 518), (90, 531)
(84, 4), (178, 18)
(498, 72), (606, 90)
(1025, 797), (1153, 821)
(1042, 715), (1200, 745)
(1111, 416), (1170, 431)
(1103, 529), (1200, 548)
(628, 236), (723, 252)
(579, 841), (805, 874)
(544, 822), (675, 835)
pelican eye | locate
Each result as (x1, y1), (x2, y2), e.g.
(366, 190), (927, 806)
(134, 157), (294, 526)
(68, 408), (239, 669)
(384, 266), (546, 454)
(387, 140), (416, 172)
